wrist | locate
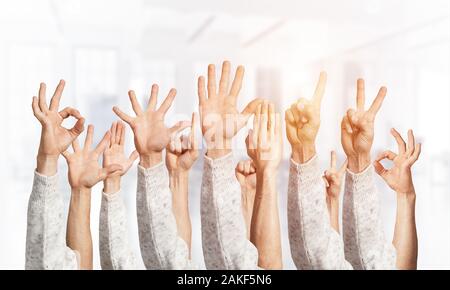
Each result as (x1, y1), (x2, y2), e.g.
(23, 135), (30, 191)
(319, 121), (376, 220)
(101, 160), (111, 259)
(206, 148), (232, 159)
(36, 154), (59, 176)
(71, 186), (92, 196)
(103, 177), (121, 194)
(347, 153), (371, 173)
(291, 143), (316, 164)
(206, 137), (232, 159)
(139, 152), (163, 168)
(397, 190), (416, 203)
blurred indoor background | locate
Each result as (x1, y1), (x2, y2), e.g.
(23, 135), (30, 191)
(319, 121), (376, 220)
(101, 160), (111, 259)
(0, 0), (449, 269)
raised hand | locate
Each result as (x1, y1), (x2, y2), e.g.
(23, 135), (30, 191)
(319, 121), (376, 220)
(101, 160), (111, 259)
(32, 80), (85, 175)
(323, 151), (348, 233)
(62, 125), (122, 190)
(103, 121), (139, 193)
(165, 113), (199, 173)
(373, 129), (421, 194)
(235, 160), (257, 191)
(285, 72), (327, 163)
(113, 85), (190, 168)
(341, 79), (387, 172)
(235, 159), (257, 238)
(323, 151), (348, 199)
(246, 101), (283, 171)
(245, 100), (283, 269)
(198, 61), (263, 158)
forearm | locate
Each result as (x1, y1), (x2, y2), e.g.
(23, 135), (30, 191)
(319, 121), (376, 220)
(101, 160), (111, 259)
(347, 153), (371, 173)
(139, 152), (163, 168)
(393, 191), (417, 270)
(251, 170), (282, 269)
(327, 196), (340, 233)
(36, 154), (59, 176)
(291, 143), (316, 164)
(67, 187), (93, 270)
(241, 185), (256, 239)
(343, 166), (397, 269)
(169, 170), (192, 254)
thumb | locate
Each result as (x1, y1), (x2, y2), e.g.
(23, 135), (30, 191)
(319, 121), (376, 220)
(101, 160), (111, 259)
(98, 164), (123, 181)
(245, 130), (255, 151)
(373, 160), (387, 178)
(68, 117), (86, 139)
(238, 98), (264, 130)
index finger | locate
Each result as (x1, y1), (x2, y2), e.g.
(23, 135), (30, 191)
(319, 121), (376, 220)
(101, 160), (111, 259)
(330, 150), (337, 169)
(49, 79), (66, 111)
(312, 71), (327, 106)
(368, 86), (387, 116)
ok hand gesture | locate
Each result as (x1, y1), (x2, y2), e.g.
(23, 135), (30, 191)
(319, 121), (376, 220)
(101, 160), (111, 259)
(32, 80), (85, 175)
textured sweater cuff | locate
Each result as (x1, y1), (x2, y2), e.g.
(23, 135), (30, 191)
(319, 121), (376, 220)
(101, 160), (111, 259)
(138, 162), (168, 188)
(30, 171), (58, 204)
(345, 164), (375, 200)
(203, 152), (235, 180)
(102, 190), (121, 202)
(34, 170), (58, 185)
(290, 154), (320, 183)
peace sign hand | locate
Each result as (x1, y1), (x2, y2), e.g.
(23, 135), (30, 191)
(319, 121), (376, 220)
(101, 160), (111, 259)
(341, 79), (387, 172)
(323, 150), (348, 199)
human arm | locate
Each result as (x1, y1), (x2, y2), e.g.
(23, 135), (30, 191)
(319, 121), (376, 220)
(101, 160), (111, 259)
(373, 129), (421, 270)
(246, 101), (283, 269)
(26, 80), (84, 270)
(341, 79), (396, 269)
(114, 86), (195, 269)
(63, 125), (123, 270)
(99, 121), (139, 270)
(323, 151), (348, 233)
(198, 61), (262, 269)
(235, 160), (257, 239)
(286, 72), (352, 269)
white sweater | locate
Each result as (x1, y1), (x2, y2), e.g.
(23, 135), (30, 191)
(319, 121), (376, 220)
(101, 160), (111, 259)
(25, 156), (397, 270)
(343, 165), (397, 270)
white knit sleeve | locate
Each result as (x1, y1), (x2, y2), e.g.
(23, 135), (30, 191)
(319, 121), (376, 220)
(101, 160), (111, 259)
(25, 172), (78, 270)
(287, 156), (353, 270)
(200, 153), (259, 270)
(343, 165), (397, 270)
(99, 191), (137, 270)
(136, 163), (197, 269)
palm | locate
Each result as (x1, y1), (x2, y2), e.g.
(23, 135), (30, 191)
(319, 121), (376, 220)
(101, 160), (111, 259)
(113, 86), (188, 156)
(40, 112), (75, 154)
(63, 126), (122, 189)
(201, 99), (241, 139)
(133, 114), (170, 154)
(198, 61), (262, 150)
(68, 156), (103, 189)
(103, 144), (134, 176)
